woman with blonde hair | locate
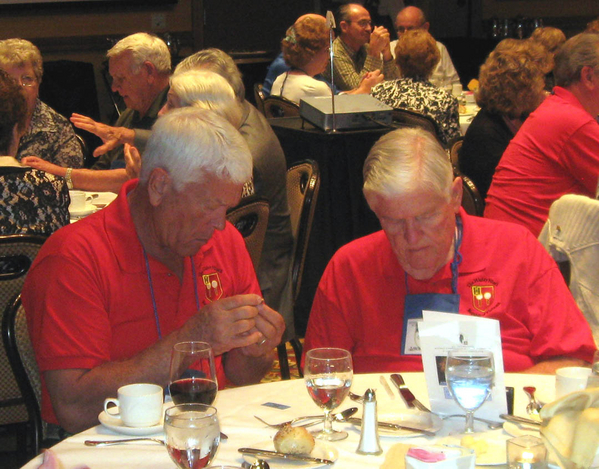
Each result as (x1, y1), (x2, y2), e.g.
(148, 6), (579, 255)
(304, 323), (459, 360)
(370, 29), (460, 145)
(530, 26), (566, 90)
(460, 40), (546, 198)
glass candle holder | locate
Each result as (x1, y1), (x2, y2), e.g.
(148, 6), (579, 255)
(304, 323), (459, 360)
(507, 435), (548, 468)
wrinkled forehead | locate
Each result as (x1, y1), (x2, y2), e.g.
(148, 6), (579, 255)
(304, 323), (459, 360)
(396, 12), (423, 28)
(348, 6), (371, 22)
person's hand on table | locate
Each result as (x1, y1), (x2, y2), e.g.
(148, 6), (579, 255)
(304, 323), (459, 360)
(70, 113), (135, 158)
(124, 143), (141, 180)
(240, 300), (285, 357)
(356, 70), (384, 93)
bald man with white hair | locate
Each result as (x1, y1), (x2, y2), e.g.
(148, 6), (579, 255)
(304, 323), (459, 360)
(390, 6), (460, 90)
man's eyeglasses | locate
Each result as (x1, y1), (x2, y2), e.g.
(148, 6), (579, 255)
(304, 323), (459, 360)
(18, 75), (37, 88)
(396, 25), (421, 34)
(347, 19), (372, 28)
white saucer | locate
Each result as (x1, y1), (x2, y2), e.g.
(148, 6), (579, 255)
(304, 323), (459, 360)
(98, 410), (163, 436)
(69, 203), (97, 217)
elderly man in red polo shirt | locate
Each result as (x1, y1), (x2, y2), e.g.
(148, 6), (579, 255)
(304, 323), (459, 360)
(23, 108), (285, 434)
(304, 127), (596, 374)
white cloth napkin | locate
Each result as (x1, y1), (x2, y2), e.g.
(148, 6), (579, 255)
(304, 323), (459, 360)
(540, 388), (599, 468)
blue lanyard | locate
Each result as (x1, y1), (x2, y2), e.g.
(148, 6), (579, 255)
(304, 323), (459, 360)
(404, 215), (463, 294)
(142, 249), (201, 339)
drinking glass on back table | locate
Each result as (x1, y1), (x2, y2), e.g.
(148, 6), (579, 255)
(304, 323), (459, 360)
(445, 348), (495, 433)
(304, 347), (353, 441)
(169, 341), (218, 405)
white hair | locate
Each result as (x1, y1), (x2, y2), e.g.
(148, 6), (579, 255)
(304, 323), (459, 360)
(107, 32), (171, 74)
(170, 69), (242, 128)
(0, 38), (43, 81)
(140, 108), (252, 191)
(175, 48), (245, 102)
(363, 127), (453, 201)
(554, 32), (599, 87)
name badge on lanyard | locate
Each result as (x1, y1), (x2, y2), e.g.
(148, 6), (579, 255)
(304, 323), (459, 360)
(401, 216), (463, 356)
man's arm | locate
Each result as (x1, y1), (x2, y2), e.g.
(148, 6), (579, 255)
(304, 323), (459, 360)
(524, 357), (589, 374)
(43, 294), (274, 433)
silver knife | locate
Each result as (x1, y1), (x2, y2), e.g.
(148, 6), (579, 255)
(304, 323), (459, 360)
(348, 417), (436, 436)
(390, 373), (431, 412)
(238, 448), (334, 465)
(500, 414), (542, 427)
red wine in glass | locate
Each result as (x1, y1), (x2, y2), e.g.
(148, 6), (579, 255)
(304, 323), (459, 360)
(166, 445), (216, 469)
(170, 378), (217, 405)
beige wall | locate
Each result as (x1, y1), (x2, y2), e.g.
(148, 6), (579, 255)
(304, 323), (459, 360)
(482, 0), (598, 19)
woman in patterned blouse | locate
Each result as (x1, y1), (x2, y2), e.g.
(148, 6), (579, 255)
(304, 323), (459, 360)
(371, 30), (461, 146)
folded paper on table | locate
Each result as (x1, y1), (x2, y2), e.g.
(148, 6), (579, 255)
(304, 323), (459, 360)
(540, 388), (599, 469)
(419, 311), (507, 421)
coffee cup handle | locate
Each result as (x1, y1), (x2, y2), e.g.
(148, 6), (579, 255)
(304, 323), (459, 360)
(104, 398), (120, 416)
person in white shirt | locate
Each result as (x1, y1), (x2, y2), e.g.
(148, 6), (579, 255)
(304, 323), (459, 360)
(390, 6), (461, 91)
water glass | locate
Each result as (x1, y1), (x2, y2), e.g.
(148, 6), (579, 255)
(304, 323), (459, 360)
(445, 348), (495, 433)
(304, 347), (353, 441)
(164, 403), (220, 469)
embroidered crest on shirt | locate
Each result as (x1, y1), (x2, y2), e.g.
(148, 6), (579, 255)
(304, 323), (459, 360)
(471, 284), (495, 313)
(202, 273), (223, 302)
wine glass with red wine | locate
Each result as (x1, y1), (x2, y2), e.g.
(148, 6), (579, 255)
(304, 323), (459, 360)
(304, 347), (353, 441)
(164, 403), (220, 469)
(169, 342), (218, 405)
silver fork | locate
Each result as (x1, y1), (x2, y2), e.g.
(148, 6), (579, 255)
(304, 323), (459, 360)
(254, 415), (323, 428)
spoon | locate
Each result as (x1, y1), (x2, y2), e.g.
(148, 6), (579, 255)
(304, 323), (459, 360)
(523, 386), (543, 415)
(251, 460), (271, 469)
(349, 391), (364, 402)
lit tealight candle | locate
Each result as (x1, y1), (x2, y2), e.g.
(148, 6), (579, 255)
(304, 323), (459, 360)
(507, 435), (548, 469)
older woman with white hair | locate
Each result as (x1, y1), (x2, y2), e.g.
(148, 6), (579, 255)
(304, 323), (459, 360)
(0, 38), (84, 168)
(23, 70), (245, 193)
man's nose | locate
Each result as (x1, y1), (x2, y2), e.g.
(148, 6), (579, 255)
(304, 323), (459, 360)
(403, 219), (423, 244)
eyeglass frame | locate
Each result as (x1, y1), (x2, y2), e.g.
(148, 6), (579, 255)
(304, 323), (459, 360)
(18, 75), (38, 88)
(345, 19), (372, 28)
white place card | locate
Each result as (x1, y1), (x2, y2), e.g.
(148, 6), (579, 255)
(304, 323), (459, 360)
(418, 311), (507, 420)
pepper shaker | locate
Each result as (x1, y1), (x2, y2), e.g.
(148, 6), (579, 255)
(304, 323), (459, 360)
(356, 388), (383, 455)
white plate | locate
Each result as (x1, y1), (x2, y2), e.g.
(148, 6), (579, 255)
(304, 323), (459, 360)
(475, 439), (507, 466)
(69, 203), (98, 217)
(98, 410), (164, 436)
(242, 440), (338, 468)
(503, 421), (540, 438)
(358, 410), (443, 438)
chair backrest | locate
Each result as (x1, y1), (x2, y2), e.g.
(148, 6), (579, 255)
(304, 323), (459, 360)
(254, 83), (266, 116)
(2, 294), (43, 457)
(226, 196), (270, 271)
(287, 160), (320, 301)
(449, 137), (463, 171)
(263, 96), (300, 119)
(392, 108), (445, 146)
(460, 173), (485, 217)
(0, 234), (46, 430)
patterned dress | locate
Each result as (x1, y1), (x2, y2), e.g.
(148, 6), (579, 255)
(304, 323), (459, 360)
(371, 77), (461, 145)
(16, 99), (84, 168)
(0, 162), (70, 235)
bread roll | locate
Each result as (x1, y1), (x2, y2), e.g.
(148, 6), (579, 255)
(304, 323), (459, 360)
(273, 424), (315, 455)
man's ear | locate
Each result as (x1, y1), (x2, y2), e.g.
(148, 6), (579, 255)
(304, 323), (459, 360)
(147, 167), (172, 206)
(340, 20), (349, 33)
(580, 65), (596, 90)
(422, 22), (430, 32)
(450, 176), (463, 213)
(142, 61), (158, 84)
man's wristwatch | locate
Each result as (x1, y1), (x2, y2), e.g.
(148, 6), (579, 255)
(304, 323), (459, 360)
(65, 167), (73, 190)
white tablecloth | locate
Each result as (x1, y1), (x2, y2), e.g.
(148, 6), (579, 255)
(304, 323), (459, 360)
(459, 104), (479, 135)
(22, 372), (555, 468)
(69, 191), (117, 223)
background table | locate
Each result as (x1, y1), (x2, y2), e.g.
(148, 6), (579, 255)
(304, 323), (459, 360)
(23, 372), (555, 468)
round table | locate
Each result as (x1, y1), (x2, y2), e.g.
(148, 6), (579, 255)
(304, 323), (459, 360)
(22, 372), (555, 468)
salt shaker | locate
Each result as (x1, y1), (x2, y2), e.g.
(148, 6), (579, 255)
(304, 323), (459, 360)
(356, 388), (382, 455)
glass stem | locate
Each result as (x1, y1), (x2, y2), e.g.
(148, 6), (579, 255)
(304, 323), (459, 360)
(323, 409), (333, 434)
(464, 411), (474, 433)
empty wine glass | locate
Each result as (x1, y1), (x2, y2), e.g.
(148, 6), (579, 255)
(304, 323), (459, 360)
(445, 348), (495, 433)
(164, 403), (220, 469)
(169, 342), (218, 405)
(304, 347), (353, 441)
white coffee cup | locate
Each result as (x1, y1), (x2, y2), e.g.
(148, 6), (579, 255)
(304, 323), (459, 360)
(555, 367), (592, 398)
(452, 83), (463, 98)
(464, 91), (476, 104)
(69, 190), (88, 212)
(104, 383), (164, 427)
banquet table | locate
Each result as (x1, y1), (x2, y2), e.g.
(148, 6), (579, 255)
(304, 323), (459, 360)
(22, 372), (556, 469)
(459, 103), (479, 135)
(69, 191), (117, 223)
